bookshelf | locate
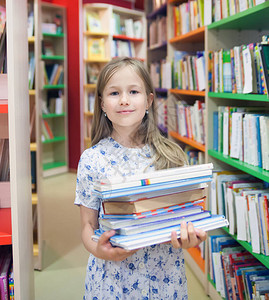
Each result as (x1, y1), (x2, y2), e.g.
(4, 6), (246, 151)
(40, 2), (68, 177)
(206, 1), (269, 298)
(81, 3), (146, 151)
(0, 0), (34, 298)
(145, 1), (169, 135)
(166, 0), (207, 287)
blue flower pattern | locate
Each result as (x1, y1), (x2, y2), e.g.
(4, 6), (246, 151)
(75, 137), (188, 299)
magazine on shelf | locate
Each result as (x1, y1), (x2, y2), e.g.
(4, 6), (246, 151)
(102, 188), (206, 215)
(99, 204), (204, 228)
(102, 210), (211, 235)
(93, 215), (229, 250)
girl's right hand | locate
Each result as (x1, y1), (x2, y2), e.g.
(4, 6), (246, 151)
(95, 230), (137, 261)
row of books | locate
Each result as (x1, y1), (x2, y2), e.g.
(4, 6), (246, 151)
(173, 50), (206, 92)
(148, 15), (167, 47)
(28, 51), (35, 90)
(213, 106), (269, 170)
(86, 92), (95, 114)
(112, 13), (143, 39)
(41, 91), (64, 115)
(92, 164), (229, 250)
(209, 234), (269, 299)
(208, 42), (269, 95)
(0, 139), (9, 182)
(44, 63), (64, 86)
(205, 0), (266, 26)
(173, 0), (204, 37)
(111, 40), (136, 58)
(156, 97), (167, 134)
(0, 246), (13, 300)
(41, 119), (54, 141)
(184, 145), (205, 165)
(210, 171), (269, 256)
(150, 59), (171, 89)
(176, 100), (205, 145)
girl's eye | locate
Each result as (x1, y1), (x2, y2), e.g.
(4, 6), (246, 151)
(110, 91), (118, 96)
(130, 90), (138, 95)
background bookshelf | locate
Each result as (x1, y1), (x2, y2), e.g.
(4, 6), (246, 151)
(145, 1), (169, 136)
(166, 0), (207, 288)
(0, 0), (34, 297)
(81, 3), (146, 151)
(205, 2), (269, 299)
(39, 2), (68, 177)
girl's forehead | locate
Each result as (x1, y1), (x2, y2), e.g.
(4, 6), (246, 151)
(106, 65), (144, 85)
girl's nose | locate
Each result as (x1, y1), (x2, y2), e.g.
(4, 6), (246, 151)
(119, 92), (130, 105)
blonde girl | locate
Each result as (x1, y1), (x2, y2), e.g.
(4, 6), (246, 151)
(75, 57), (206, 299)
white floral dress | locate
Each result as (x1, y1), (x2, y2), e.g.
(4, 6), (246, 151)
(75, 137), (188, 300)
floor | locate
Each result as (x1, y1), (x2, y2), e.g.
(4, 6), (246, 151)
(34, 173), (211, 300)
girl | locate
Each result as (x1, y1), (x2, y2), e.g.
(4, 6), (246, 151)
(75, 57), (207, 299)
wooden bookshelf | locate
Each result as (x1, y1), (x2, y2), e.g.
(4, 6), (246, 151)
(81, 3), (146, 151)
(170, 89), (205, 97)
(170, 131), (206, 152)
(206, 1), (269, 298)
(169, 26), (205, 44)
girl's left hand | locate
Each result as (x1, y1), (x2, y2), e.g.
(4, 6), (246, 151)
(170, 221), (207, 249)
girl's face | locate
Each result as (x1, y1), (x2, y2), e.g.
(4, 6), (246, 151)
(101, 66), (153, 135)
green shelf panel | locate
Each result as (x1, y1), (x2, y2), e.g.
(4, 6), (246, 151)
(42, 136), (66, 144)
(42, 32), (65, 38)
(222, 227), (269, 269)
(43, 161), (66, 171)
(208, 92), (269, 102)
(208, 2), (269, 30)
(41, 55), (65, 60)
(43, 84), (65, 90)
(42, 113), (66, 119)
(208, 149), (269, 182)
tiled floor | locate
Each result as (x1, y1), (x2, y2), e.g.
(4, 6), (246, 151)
(34, 173), (210, 299)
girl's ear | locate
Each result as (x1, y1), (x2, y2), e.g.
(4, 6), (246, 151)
(147, 93), (154, 109)
(100, 97), (105, 111)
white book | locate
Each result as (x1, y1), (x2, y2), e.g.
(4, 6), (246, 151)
(204, 0), (212, 26)
(94, 163), (213, 192)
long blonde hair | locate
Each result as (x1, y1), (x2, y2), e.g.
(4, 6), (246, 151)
(91, 57), (187, 169)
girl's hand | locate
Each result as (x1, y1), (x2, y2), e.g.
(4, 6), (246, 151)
(170, 221), (207, 249)
(95, 230), (137, 261)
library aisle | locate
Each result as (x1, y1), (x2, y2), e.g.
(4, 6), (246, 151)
(34, 173), (210, 300)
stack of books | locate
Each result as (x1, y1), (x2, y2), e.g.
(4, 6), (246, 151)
(92, 163), (229, 250)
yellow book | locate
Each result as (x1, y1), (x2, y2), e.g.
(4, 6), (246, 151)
(88, 38), (105, 60)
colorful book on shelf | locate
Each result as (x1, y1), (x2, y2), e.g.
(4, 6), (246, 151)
(93, 215), (228, 250)
(87, 11), (102, 33)
(88, 38), (105, 60)
(0, 251), (12, 300)
(102, 186), (206, 215)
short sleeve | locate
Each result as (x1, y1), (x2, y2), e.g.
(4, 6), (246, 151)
(74, 150), (100, 210)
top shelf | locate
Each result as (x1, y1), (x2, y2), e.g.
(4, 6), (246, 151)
(208, 1), (269, 30)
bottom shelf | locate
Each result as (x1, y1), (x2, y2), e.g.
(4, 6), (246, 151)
(43, 161), (67, 171)
(43, 161), (68, 177)
(0, 208), (12, 245)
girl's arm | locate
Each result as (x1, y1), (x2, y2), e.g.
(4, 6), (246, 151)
(170, 221), (207, 249)
(80, 205), (137, 261)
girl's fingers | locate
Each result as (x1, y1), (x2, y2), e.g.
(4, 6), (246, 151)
(171, 231), (181, 248)
(179, 221), (188, 248)
(187, 222), (199, 248)
(98, 230), (115, 246)
(195, 228), (207, 241)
